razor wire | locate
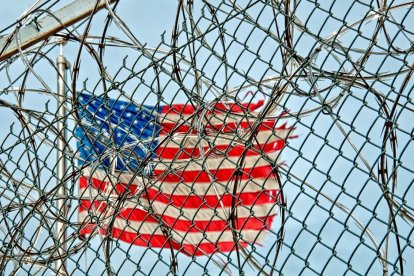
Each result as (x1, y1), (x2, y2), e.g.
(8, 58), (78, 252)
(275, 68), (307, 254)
(0, 0), (413, 275)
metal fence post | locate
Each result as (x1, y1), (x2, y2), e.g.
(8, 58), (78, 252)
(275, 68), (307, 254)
(56, 41), (69, 275)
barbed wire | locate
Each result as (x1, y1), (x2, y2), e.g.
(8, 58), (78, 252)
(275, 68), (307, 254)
(0, 0), (413, 275)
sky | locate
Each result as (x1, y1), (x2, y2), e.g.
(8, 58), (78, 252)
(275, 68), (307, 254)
(0, 0), (413, 275)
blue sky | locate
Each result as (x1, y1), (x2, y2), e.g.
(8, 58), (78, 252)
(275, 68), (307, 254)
(0, 1), (413, 275)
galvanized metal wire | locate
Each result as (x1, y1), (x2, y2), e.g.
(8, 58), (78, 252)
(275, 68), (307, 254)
(0, 0), (413, 275)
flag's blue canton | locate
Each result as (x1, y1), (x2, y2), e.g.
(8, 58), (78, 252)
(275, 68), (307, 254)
(76, 94), (162, 173)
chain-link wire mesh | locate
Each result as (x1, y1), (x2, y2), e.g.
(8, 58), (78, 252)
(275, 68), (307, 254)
(0, 0), (413, 275)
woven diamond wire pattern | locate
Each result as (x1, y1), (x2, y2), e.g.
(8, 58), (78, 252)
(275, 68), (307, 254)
(0, 0), (413, 275)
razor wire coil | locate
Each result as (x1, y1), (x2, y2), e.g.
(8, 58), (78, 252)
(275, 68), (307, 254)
(0, 0), (413, 275)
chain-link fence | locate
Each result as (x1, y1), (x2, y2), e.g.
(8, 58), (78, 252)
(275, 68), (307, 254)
(0, 0), (413, 275)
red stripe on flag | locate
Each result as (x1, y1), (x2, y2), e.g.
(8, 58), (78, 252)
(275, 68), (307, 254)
(156, 139), (285, 160)
(79, 176), (279, 209)
(143, 188), (278, 208)
(78, 206), (276, 233)
(80, 226), (252, 256)
(153, 165), (275, 183)
(159, 120), (292, 135)
(161, 100), (264, 115)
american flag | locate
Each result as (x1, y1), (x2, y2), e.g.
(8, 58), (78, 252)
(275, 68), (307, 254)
(76, 93), (292, 256)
